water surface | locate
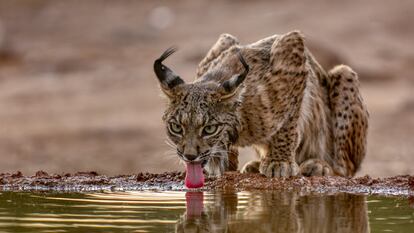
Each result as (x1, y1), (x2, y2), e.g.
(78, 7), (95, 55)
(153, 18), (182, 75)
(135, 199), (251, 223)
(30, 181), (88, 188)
(0, 191), (412, 232)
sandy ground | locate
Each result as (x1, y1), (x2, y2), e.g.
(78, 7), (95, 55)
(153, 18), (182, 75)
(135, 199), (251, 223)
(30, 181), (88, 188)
(0, 0), (413, 177)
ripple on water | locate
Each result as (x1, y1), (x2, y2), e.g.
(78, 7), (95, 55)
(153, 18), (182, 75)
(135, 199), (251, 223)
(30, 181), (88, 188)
(0, 191), (412, 233)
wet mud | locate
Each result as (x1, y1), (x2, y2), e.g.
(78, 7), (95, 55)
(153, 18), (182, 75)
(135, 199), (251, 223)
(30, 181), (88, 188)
(1, 171), (413, 196)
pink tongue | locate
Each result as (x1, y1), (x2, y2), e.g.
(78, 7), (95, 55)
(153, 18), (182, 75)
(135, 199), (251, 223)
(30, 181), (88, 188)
(185, 192), (204, 218)
(185, 163), (204, 188)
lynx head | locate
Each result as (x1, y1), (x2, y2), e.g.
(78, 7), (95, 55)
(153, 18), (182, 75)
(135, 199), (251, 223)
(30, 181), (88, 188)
(153, 47), (249, 177)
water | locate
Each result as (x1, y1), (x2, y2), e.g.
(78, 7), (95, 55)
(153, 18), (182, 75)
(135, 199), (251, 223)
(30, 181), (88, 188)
(0, 191), (412, 233)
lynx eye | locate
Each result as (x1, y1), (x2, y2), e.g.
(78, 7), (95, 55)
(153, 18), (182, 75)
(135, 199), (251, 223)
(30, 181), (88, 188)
(169, 122), (183, 134)
(202, 125), (218, 136)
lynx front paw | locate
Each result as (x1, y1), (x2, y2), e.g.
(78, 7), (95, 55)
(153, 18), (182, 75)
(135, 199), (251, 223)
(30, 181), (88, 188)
(300, 159), (332, 176)
(259, 159), (300, 178)
(241, 160), (260, 174)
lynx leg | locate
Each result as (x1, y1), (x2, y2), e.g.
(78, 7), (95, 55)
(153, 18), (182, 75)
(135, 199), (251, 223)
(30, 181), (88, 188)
(259, 124), (300, 178)
(241, 145), (267, 174)
(241, 160), (260, 174)
(259, 31), (307, 178)
(196, 34), (239, 78)
(227, 145), (239, 171)
(204, 157), (225, 177)
(300, 158), (333, 176)
(205, 145), (238, 177)
(328, 65), (368, 177)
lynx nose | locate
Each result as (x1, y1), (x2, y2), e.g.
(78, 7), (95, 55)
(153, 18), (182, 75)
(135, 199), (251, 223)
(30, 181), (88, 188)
(183, 154), (198, 161)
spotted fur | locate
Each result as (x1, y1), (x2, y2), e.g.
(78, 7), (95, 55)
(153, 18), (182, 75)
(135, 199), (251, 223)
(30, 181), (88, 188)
(154, 31), (369, 177)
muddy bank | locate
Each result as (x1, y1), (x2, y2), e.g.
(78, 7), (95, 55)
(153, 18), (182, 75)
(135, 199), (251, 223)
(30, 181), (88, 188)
(1, 171), (413, 196)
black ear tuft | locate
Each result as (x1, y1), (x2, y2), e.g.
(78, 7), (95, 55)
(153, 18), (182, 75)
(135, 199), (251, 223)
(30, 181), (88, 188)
(158, 47), (177, 62)
(153, 47), (185, 90)
(220, 51), (249, 98)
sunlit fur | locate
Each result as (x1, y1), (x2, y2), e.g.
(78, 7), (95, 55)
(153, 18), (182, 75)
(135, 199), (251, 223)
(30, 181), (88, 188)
(156, 31), (369, 177)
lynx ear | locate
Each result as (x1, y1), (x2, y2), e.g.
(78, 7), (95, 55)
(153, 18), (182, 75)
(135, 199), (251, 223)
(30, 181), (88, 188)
(153, 47), (185, 97)
(219, 52), (249, 100)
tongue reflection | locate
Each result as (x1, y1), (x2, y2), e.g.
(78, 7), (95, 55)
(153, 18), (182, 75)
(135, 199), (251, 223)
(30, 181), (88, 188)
(185, 162), (204, 188)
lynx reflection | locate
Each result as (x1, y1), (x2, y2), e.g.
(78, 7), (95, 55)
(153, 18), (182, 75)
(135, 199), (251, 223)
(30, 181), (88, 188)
(176, 192), (369, 233)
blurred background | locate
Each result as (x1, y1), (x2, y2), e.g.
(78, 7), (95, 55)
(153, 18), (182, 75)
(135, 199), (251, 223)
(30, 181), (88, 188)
(0, 0), (412, 177)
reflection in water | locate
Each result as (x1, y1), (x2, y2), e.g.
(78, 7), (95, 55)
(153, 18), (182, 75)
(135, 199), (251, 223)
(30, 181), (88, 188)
(176, 192), (370, 233)
(0, 191), (412, 233)
(0, 191), (187, 232)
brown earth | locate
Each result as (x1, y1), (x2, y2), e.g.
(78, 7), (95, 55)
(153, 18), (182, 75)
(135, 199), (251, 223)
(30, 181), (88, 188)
(0, 171), (412, 196)
(0, 0), (413, 177)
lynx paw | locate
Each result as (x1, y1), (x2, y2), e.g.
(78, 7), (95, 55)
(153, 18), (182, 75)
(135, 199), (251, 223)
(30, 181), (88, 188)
(300, 159), (332, 176)
(241, 160), (260, 174)
(259, 159), (300, 178)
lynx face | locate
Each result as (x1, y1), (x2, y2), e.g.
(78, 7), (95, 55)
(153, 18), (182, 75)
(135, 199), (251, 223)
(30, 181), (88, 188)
(153, 48), (249, 176)
(163, 83), (240, 166)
